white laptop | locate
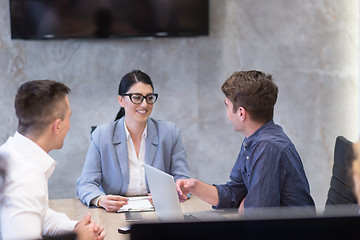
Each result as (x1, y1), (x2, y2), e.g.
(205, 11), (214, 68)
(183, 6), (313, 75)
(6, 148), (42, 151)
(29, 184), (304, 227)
(144, 164), (184, 221)
(144, 164), (225, 222)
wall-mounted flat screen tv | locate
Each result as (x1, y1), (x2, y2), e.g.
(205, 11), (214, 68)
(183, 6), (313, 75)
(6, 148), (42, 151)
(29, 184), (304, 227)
(10, 0), (209, 39)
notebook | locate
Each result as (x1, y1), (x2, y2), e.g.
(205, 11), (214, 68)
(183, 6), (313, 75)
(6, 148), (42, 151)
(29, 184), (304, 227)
(144, 164), (225, 222)
(117, 196), (154, 212)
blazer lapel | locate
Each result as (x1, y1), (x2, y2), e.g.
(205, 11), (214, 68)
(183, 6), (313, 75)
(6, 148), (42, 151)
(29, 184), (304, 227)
(145, 119), (158, 166)
(113, 118), (129, 190)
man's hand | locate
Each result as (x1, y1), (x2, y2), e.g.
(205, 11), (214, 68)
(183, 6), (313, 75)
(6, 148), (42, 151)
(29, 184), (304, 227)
(98, 195), (128, 212)
(176, 178), (219, 206)
(175, 178), (196, 202)
(74, 213), (106, 240)
(238, 197), (246, 215)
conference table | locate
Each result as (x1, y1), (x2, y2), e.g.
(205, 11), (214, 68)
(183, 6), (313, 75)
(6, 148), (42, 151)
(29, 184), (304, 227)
(49, 196), (214, 240)
(50, 198), (346, 239)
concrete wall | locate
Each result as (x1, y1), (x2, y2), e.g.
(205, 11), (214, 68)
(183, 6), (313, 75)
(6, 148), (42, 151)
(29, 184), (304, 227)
(0, 0), (358, 208)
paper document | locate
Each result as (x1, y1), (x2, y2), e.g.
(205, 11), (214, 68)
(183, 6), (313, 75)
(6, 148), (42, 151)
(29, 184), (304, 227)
(117, 196), (154, 212)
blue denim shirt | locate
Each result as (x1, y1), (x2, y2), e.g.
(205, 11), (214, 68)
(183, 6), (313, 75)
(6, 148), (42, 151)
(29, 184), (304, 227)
(214, 120), (315, 209)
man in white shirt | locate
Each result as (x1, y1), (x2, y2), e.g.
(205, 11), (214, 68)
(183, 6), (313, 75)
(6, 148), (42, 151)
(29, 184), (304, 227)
(0, 80), (105, 240)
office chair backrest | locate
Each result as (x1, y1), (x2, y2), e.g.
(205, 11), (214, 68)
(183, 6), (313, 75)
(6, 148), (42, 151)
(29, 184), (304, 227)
(324, 136), (359, 214)
(91, 126), (97, 134)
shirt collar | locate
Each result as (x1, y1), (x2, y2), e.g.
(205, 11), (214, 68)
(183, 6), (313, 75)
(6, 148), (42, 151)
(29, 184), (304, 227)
(124, 121), (148, 140)
(243, 119), (274, 147)
(13, 131), (57, 178)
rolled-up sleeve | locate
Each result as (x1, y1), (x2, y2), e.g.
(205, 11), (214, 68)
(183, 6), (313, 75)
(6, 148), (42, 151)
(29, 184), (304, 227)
(43, 208), (78, 236)
(213, 154), (247, 209)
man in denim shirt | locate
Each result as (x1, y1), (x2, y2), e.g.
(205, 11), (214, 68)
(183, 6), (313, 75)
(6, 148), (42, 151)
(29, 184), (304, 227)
(176, 70), (314, 211)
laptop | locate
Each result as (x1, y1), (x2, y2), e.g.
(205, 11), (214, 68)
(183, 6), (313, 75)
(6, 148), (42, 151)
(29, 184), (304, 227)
(144, 164), (225, 222)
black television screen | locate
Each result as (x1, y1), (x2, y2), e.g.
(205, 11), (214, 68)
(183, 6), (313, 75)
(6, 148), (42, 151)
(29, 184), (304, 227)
(9, 0), (209, 39)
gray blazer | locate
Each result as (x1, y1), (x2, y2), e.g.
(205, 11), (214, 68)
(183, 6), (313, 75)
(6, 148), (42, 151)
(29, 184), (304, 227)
(77, 117), (190, 206)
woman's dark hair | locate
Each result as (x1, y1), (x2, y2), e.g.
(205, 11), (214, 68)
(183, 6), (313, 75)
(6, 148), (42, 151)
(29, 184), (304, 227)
(115, 70), (154, 121)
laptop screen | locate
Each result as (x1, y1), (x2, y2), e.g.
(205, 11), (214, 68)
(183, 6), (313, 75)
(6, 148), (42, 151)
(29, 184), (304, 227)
(144, 164), (184, 221)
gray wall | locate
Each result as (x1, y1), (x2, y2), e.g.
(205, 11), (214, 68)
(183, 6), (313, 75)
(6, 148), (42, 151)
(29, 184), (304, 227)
(0, 0), (358, 208)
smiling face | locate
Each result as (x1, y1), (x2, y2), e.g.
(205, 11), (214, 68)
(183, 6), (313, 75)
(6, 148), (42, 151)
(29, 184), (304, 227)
(118, 82), (154, 126)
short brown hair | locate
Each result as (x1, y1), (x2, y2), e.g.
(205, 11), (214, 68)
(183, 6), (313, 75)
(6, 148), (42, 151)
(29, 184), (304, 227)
(15, 80), (70, 136)
(221, 70), (278, 123)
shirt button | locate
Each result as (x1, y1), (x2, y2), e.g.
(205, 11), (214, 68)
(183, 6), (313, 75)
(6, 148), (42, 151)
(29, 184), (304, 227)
(246, 156), (249, 159)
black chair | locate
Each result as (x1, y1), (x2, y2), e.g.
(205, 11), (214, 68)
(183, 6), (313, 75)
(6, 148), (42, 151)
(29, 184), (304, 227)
(91, 126), (97, 134)
(324, 136), (359, 214)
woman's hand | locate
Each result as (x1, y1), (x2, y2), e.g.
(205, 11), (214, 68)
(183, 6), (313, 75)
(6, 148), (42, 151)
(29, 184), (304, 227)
(98, 195), (128, 212)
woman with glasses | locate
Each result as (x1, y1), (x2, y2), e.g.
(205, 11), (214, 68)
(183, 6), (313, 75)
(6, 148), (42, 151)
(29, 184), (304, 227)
(77, 70), (190, 211)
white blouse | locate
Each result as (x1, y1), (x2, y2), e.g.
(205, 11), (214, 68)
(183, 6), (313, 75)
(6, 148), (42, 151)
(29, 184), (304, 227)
(124, 122), (148, 196)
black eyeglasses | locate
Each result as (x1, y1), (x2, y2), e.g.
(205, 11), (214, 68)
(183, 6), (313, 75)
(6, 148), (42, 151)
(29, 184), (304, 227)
(123, 93), (158, 104)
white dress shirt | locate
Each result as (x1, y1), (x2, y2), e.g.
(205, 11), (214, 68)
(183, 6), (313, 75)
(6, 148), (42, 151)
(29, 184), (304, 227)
(124, 122), (148, 196)
(0, 132), (77, 239)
